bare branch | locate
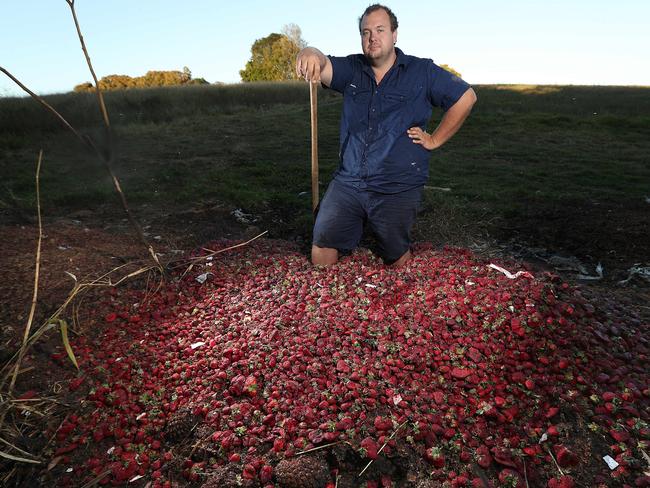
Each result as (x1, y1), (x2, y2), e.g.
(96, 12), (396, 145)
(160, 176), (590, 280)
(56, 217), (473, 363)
(65, 0), (110, 129)
(0, 67), (84, 140)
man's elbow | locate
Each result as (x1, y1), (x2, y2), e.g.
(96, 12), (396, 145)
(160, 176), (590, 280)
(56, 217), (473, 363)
(465, 87), (477, 108)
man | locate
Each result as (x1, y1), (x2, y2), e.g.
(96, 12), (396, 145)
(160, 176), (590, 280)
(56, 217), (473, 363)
(296, 4), (476, 266)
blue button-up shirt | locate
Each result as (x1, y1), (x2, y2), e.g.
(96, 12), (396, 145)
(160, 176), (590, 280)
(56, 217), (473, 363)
(328, 48), (470, 193)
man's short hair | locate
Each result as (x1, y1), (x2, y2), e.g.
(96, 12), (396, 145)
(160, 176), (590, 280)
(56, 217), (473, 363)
(359, 4), (398, 33)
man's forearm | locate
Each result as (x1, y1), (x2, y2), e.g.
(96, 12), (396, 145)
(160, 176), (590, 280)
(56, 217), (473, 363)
(431, 87), (477, 148)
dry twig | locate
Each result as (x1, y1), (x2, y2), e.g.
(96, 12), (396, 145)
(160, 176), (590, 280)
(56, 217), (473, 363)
(8, 151), (44, 396)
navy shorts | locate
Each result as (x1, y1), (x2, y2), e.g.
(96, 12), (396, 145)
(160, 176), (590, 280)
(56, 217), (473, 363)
(313, 179), (422, 263)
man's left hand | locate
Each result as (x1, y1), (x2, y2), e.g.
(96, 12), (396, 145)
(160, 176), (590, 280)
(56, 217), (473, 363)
(407, 127), (439, 150)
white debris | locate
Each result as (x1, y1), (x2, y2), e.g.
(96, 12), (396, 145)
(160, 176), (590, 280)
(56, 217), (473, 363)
(548, 255), (589, 274)
(129, 475), (144, 482)
(618, 266), (650, 285)
(577, 262), (604, 280)
(392, 394), (403, 406)
(191, 341), (205, 350)
(196, 272), (212, 284)
(488, 263), (534, 280)
(231, 208), (258, 224)
(107, 446), (115, 455)
(538, 432), (548, 444)
(603, 454), (619, 470)
(136, 412), (147, 420)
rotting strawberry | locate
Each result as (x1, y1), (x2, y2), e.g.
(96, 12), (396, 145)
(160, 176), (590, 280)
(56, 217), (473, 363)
(425, 446), (445, 468)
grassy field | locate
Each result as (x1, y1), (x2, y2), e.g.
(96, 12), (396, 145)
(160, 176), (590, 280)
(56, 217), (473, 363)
(1, 82), (649, 266)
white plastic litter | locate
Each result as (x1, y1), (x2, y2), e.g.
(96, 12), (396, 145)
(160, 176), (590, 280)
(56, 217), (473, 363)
(190, 341), (205, 350)
(603, 455), (619, 470)
(196, 272), (211, 284)
(129, 475), (144, 482)
(488, 263), (534, 280)
(538, 432), (548, 444)
(618, 266), (650, 285)
(107, 446), (115, 455)
(577, 262), (604, 280)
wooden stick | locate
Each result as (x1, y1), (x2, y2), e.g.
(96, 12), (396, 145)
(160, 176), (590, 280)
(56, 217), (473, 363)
(310, 81), (319, 214)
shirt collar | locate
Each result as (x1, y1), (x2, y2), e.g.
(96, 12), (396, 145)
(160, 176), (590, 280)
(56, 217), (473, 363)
(394, 47), (408, 67)
(360, 47), (409, 77)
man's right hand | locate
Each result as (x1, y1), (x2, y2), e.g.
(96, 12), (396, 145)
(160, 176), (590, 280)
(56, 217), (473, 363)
(296, 47), (333, 87)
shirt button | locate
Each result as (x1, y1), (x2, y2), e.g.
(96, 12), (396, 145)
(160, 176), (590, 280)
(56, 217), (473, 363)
(371, 108), (375, 112)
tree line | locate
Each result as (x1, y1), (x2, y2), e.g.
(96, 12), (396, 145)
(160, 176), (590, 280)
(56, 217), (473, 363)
(74, 67), (208, 92)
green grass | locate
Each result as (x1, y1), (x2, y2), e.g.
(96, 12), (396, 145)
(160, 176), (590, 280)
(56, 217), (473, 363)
(1, 83), (649, 244)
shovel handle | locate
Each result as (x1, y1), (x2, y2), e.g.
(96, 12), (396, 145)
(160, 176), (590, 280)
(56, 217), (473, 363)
(310, 81), (319, 214)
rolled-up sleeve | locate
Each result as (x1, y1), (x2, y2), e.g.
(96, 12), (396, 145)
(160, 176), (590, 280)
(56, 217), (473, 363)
(427, 61), (471, 111)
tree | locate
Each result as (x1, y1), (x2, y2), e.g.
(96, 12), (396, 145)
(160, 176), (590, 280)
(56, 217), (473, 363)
(282, 23), (307, 49)
(440, 64), (462, 78)
(240, 26), (306, 82)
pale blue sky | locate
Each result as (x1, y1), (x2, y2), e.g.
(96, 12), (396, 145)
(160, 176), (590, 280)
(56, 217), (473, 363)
(1, 0), (648, 97)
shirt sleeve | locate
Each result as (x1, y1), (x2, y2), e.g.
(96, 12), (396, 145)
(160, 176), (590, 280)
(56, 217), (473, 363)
(327, 55), (356, 93)
(427, 61), (471, 111)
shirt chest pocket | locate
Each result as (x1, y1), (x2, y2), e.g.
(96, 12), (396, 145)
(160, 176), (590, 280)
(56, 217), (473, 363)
(345, 89), (372, 131)
(380, 89), (410, 132)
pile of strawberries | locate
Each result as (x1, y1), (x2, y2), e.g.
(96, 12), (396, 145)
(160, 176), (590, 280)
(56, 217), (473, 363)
(47, 240), (649, 487)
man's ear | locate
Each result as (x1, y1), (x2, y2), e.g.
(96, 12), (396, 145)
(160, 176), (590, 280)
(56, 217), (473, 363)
(393, 29), (398, 45)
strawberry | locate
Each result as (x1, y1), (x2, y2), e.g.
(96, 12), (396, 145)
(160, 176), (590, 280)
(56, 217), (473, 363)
(425, 446), (445, 468)
(360, 436), (379, 460)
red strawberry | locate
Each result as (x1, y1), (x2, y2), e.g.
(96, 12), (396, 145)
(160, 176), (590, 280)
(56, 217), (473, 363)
(609, 429), (630, 443)
(360, 437), (379, 459)
(547, 475), (575, 488)
(553, 445), (578, 468)
(425, 446), (445, 468)
(476, 445), (492, 468)
(451, 367), (472, 379)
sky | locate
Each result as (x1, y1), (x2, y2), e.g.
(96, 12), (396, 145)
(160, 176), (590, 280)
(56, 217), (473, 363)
(1, 0), (648, 97)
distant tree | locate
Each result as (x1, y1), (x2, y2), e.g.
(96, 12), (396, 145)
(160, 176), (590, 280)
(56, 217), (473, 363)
(98, 74), (134, 90)
(282, 23), (307, 49)
(73, 82), (94, 92)
(440, 64), (462, 78)
(240, 28), (305, 82)
(187, 77), (209, 85)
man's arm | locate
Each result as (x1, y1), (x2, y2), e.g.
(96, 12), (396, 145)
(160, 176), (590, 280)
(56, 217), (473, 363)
(407, 87), (477, 150)
(296, 47), (334, 87)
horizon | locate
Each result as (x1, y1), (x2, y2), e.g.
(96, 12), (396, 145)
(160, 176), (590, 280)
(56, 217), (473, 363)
(1, 1), (649, 97)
